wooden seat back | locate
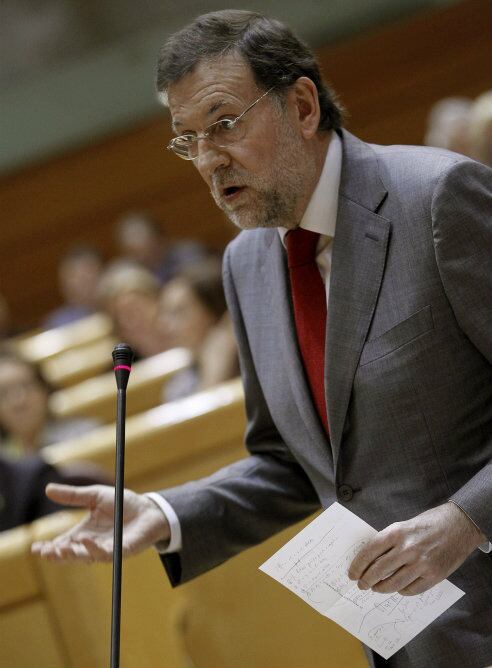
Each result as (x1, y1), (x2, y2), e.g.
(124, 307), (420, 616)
(11, 313), (112, 365)
(41, 336), (117, 388)
(49, 347), (192, 421)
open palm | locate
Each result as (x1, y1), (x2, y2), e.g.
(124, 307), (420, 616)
(31, 484), (170, 563)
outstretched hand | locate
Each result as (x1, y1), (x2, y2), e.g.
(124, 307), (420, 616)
(31, 484), (170, 563)
(348, 501), (486, 596)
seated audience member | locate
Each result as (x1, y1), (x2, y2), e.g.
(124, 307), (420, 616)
(157, 258), (239, 402)
(0, 452), (66, 531)
(424, 96), (472, 156)
(115, 212), (209, 284)
(43, 245), (104, 330)
(0, 352), (98, 459)
(97, 261), (164, 359)
(468, 90), (492, 167)
(0, 452), (109, 532)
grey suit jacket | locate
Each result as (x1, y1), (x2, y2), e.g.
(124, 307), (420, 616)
(161, 131), (492, 667)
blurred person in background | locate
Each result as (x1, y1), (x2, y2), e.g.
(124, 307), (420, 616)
(424, 96), (472, 156)
(468, 90), (492, 167)
(97, 261), (164, 359)
(0, 451), (110, 532)
(0, 451), (68, 532)
(157, 257), (238, 401)
(115, 211), (209, 284)
(43, 245), (104, 330)
(0, 352), (98, 459)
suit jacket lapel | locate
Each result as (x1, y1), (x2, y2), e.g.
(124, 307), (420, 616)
(326, 131), (391, 464)
(262, 132), (390, 466)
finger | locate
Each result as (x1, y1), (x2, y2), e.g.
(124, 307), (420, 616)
(31, 541), (45, 555)
(371, 565), (420, 594)
(80, 537), (113, 562)
(31, 541), (47, 557)
(35, 532), (91, 561)
(399, 577), (431, 596)
(356, 549), (406, 589)
(57, 542), (94, 563)
(31, 517), (98, 559)
(38, 542), (66, 561)
(348, 531), (397, 581)
(45, 483), (102, 508)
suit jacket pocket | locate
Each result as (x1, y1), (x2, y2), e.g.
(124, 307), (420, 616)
(360, 305), (434, 366)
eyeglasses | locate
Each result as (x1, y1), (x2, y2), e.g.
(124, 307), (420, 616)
(167, 86), (275, 161)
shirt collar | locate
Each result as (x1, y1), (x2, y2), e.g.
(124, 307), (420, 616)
(278, 131), (342, 246)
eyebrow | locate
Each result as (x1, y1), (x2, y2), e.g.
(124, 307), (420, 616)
(172, 99), (231, 135)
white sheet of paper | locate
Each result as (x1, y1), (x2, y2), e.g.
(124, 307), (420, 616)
(259, 503), (464, 660)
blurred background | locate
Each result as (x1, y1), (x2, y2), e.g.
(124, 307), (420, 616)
(0, 0), (490, 332)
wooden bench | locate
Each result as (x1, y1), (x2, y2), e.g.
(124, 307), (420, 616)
(41, 336), (117, 388)
(0, 523), (70, 667)
(11, 313), (112, 365)
(49, 347), (192, 421)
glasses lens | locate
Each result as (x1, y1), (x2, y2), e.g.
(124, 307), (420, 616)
(170, 136), (196, 160)
(207, 118), (244, 147)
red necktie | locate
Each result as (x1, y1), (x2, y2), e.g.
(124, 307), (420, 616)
(285, 228), (329, 434)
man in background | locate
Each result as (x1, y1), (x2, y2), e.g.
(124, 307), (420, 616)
(43, 245), (103, 330)
(115, 212), (208, 284)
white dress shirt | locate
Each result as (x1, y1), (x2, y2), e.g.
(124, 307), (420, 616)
(147, 131), (490, 554)
(278, 130), (342, 299)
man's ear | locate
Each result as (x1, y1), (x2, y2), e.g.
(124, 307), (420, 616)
(290, 77), (321, 139)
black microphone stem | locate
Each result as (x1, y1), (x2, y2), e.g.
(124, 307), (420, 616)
(111, 387), (126, 668)
(110, 342), (133, 668)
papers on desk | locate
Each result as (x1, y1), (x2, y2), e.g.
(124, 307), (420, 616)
(259, 503), (464, 660)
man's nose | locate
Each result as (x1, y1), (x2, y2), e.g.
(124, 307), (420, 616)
(195, 139), (230, 183)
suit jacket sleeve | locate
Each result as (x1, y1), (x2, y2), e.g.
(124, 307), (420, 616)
(432, 159), (492, 539)
(159, 246), (320, 586)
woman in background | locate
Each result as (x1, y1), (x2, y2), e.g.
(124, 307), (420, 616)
(97, 261), (164, 360)
(157, 258), (239, 402)
(0, 352), (98, 459)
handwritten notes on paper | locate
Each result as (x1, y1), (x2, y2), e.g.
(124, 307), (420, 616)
(259, 503), (464, 660)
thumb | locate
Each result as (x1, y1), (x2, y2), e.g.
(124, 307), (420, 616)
(45, 483), (103, 508)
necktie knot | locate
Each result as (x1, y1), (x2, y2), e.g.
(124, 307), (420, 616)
(285, 228), (320, 268)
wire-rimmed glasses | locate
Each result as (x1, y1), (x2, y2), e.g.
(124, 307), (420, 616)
(167, 86), (275, 160)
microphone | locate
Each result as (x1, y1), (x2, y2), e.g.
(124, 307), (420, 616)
(110, 343), (134, 668)
(112, 342), (134, 391)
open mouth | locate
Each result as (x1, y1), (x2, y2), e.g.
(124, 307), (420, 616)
(222, 185), (245, 200)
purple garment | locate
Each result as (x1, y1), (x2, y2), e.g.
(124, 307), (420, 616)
(43, 305), (94, 330)
(155, 241), (209, 284)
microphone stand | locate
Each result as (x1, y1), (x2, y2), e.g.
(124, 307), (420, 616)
(111, 343), (134, 668)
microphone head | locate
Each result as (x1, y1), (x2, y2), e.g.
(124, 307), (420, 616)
(112, 343), (134, 390)
(112, 343), (134, 367)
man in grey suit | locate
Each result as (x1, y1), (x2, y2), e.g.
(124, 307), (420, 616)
(32, 10), (491, 667)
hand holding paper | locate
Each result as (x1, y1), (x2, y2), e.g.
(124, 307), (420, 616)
(347, 501), (486, 596)
(259, 503), (464, 660)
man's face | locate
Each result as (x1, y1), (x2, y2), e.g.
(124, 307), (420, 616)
(167, 54), (312, 230)
(60, 256), (102, 307)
